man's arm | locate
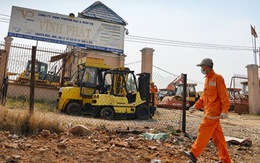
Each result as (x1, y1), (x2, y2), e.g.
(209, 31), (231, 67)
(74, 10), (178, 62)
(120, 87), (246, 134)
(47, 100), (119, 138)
(216, 75), (230, 113)
(194, 92), (204, 109)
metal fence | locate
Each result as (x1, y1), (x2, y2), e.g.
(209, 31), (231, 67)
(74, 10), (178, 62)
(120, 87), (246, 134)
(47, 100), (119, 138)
(0, 41), (202, 135)
(2, 42), (64, 81)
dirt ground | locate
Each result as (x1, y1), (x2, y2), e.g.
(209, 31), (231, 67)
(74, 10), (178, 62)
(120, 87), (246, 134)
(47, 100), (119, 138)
(0, 108), (260, 163)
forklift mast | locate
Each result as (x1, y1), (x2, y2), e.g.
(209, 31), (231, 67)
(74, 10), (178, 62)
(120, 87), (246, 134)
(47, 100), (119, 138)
(137, 73), (150, 107)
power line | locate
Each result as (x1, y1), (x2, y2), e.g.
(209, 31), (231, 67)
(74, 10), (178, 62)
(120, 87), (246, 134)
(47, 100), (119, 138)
(125, 62), (205, 85)
(125, 60), (141, 65)
(153, 65), (204, 85)
(153, 65), (179, 77)
(0, 13), (254, 51)
(126, 35), (252, 51)
(125, 60), (180, 78)
(0, 17), (10, 24)
(0, 20), (9, 23)
(126, 39), (252, 51)
(0, 14), (10, 23)
(0, 17), (9, 21)
(0, 14), (10, 17)
(127, 35), (251, 48)
(126, 35), (252, 50)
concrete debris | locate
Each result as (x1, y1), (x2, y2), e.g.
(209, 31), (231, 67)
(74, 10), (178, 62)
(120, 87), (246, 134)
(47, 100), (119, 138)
(225, 136), (252, 146)
(4, 143), (19, 149)
(56, 143), (67, 154)
(151, 159), (161, 163)
(40, 129), (51, 137)
(68, 125), (93, 136)
(8, 134), (18, 139)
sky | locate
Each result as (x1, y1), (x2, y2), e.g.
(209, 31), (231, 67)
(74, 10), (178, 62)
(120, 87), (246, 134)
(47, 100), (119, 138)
(0, 0), (260, 91)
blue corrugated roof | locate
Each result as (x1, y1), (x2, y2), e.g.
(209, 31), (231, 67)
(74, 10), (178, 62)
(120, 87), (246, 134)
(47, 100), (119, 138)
(80, 1), (127, 25)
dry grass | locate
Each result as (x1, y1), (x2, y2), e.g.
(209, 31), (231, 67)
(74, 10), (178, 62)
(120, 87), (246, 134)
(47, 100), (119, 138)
(6, 96), (57, 112)
(0, 106), (66, 135)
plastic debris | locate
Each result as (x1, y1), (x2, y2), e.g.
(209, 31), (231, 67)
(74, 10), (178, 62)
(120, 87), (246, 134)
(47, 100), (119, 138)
(151, 159), (161, 163)
(144, 132), (170, 141)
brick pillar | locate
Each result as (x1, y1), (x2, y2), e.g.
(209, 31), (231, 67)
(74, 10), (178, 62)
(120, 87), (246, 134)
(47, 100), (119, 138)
(0, 37), (13, 88)
(246, 64), (260, 114)
(141, 47), (154, 81)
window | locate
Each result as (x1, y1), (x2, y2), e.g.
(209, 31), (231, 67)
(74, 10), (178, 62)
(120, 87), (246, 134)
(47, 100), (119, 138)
(126, 73), (137, 93)
(83, 67), (97, 85)
(40, 64), (47, 73)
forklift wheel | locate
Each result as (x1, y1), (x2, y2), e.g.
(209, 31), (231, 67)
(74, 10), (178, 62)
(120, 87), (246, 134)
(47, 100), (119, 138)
(100, 107), (115, 120)
(66, 102), (81, 115)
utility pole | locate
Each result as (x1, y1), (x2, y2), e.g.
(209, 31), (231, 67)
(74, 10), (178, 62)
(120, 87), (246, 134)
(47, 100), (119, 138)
(253, 33), (257, 65)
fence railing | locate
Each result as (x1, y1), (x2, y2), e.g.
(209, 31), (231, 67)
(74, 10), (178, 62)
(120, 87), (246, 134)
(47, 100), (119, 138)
(1, 41), (199, 135)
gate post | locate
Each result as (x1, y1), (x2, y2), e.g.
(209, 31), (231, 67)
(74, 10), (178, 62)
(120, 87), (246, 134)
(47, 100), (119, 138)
(141, 47), (154, 81)
(182, 74), (187, 133)
(246, 64), (260, 114)
(0, 37), (13, 89)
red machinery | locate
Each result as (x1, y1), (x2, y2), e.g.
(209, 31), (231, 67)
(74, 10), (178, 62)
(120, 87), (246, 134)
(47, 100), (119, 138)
(157, 74), (199, 109)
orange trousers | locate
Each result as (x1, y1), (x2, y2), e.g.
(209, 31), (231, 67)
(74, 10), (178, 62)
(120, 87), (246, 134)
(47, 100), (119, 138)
(191, 117), (231, 163)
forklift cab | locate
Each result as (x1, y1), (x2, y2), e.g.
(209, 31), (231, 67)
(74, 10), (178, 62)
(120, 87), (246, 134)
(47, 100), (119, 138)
(101, 69), (138, 103)
(78, 66), (100, 97)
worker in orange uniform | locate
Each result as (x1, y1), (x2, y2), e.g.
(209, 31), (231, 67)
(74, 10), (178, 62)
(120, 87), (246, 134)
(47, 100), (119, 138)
(182, 58), (231, 163)
(150, 81), (158, 115)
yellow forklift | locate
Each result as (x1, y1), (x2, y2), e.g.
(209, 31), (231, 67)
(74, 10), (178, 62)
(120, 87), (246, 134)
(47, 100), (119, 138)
(57, 57), (154, 119)
(91, 69), (153, 120)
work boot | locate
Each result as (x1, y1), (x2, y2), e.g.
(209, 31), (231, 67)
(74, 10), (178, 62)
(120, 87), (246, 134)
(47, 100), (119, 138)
(181, 150), (197, 163)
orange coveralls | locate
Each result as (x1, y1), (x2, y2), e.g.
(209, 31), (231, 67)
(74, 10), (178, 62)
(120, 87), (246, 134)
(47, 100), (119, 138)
(192, 70), (231, 163)
(150, 84), (158, 106)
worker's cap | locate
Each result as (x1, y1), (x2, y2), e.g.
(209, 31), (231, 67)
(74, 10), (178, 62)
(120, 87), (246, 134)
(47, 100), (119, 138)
(196, 58), (214, 67)
(150, 81), (154, 84)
